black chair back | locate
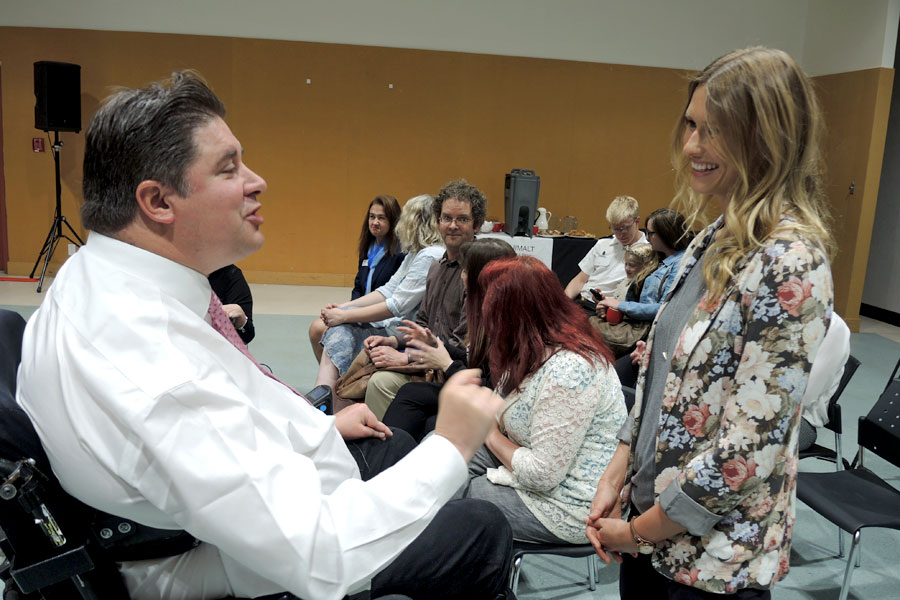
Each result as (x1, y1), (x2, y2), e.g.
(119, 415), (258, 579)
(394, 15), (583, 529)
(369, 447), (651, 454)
(823, 355), (861, 436)
(857, 357), (900, 468)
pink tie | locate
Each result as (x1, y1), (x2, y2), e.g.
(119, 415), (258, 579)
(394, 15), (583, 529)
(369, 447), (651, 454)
(207, 291), (310, 404)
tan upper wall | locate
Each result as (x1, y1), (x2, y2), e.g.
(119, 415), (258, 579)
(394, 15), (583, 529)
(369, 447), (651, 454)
(2, 0), (898, 76)
(0, 26), (686, 284)
(0, 26), (892, 329)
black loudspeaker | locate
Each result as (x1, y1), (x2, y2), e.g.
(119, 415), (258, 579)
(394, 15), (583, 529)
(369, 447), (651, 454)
(504, 169), (541, 237)
(34, 61), (81, 133)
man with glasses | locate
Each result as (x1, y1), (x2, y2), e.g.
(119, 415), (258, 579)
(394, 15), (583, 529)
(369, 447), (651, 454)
(564, 195), (646, 311)
(364, 179), (485, 418)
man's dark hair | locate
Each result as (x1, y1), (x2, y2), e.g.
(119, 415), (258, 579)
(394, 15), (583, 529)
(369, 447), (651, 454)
(81, 70), (226, 235)
(434, 179), (487, 226)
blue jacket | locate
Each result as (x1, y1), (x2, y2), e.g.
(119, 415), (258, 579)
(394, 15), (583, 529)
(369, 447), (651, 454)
(351, 249), (406, 300)
(617, 250), (685, 321)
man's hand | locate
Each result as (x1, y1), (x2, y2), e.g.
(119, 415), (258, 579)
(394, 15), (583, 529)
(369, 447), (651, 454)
(434, 369), (504, 463)
(369, 346), (409, 368)
(364, 335), (398, 351)
(334, 403), (393, 441)
(221, 303), (248, 329)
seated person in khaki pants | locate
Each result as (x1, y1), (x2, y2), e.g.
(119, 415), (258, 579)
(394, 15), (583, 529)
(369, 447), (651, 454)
(364, 179), (485, 418)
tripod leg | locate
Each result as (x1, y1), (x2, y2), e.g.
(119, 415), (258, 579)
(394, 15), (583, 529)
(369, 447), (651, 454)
(29, 218), (60, 278)
(36, 226), (61, 293)
(60, 216), (85, 246)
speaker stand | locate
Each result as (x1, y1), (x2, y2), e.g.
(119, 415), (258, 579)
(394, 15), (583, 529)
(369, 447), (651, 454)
(30, 131), (84, 293)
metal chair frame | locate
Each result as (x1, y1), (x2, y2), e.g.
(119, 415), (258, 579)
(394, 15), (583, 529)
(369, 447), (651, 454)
(798, 353), (860, 557)
(797, 356), (900, 600)
(799, 354), (861, 473)
(508, 541), (598, 595)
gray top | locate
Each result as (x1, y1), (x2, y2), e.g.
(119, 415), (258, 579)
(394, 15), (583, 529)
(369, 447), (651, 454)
(618, 249), (710, 517)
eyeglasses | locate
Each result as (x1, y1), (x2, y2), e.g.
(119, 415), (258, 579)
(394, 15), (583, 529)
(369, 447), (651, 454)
(440, 215), (472, 225)
(610, 220), (637, 234)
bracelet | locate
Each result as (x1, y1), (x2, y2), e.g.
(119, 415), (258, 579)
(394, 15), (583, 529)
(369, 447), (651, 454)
(629, 517), (656, 555)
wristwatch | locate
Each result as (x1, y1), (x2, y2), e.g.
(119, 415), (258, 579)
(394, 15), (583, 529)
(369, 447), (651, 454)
(629, 518), (656, 555)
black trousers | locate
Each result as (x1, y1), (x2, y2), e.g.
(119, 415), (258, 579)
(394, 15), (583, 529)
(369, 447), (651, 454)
(619, 551), (771, 600)
(381, 383), (442, 443)
(346, 431), (513, 600)
(615, 353), (639, 388)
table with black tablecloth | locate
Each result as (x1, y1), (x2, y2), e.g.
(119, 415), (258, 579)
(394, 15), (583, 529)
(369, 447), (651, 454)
(477, 233), (602, 286)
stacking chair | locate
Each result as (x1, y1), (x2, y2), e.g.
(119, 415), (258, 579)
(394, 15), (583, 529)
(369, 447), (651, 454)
(799, 354), (861, 470)
(508, 541), (598, 595)
(797, 355), (900, 600)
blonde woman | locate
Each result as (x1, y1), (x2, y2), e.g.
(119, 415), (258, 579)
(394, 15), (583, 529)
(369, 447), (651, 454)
(587, 47), (834, 599)
(312, 195), (443, 391)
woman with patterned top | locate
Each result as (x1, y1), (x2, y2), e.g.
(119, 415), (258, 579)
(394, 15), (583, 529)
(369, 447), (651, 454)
(585, 47), (834, 599)
(455, 255), (627, 544)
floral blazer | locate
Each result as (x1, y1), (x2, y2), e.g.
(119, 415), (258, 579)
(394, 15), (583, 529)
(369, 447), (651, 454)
(625, 215), (833, 593)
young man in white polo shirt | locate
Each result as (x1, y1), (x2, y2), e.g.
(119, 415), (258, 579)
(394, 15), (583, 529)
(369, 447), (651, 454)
(565, 195), (647, 309)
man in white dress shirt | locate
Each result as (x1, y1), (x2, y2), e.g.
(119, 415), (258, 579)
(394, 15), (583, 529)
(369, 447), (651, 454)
(16, 71), (512, 600)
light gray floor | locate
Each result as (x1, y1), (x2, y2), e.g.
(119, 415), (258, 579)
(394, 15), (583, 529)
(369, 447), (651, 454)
(2, 276), (899, 600)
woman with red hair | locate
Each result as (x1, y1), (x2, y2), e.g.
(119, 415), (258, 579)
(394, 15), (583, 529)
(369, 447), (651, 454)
(456, 255), (627, 544)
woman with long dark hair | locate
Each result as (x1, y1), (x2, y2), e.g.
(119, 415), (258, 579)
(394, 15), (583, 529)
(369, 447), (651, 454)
(586, 47), (834, 599)
(352, 195), (405, 300)
(457, 256), (627, 544)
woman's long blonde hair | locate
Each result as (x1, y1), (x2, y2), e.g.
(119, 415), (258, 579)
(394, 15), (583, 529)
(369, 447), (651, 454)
(671, 47), (833, 301)
(394, 194), (442, 254)
(624, 243), (659, 297)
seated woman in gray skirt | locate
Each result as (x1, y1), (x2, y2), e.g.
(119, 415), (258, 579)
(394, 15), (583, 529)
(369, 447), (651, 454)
(456, 256), (627, 544)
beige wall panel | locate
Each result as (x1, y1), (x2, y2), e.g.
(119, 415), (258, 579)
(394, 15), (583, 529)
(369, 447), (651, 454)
(814, 67), (894, 331)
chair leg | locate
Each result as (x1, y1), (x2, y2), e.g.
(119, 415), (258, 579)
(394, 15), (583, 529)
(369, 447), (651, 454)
(586, 554), (597, 591)
(510, 556), (523, 596)
(838, 529), (861, 600)
(837, 526), (844, 558)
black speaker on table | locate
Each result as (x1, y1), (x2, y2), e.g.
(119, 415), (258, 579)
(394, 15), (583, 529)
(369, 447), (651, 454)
(503, 168), (540, 237)
(34, 61), (81, 133)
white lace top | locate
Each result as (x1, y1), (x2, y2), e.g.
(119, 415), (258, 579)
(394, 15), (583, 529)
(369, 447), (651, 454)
(488, 350), (627, 543)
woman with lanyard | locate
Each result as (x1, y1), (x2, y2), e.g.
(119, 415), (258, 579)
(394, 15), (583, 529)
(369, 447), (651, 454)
(585, 47), (834, 599)
(352, 195), (405, 300)
(309, 195), (405, 362)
